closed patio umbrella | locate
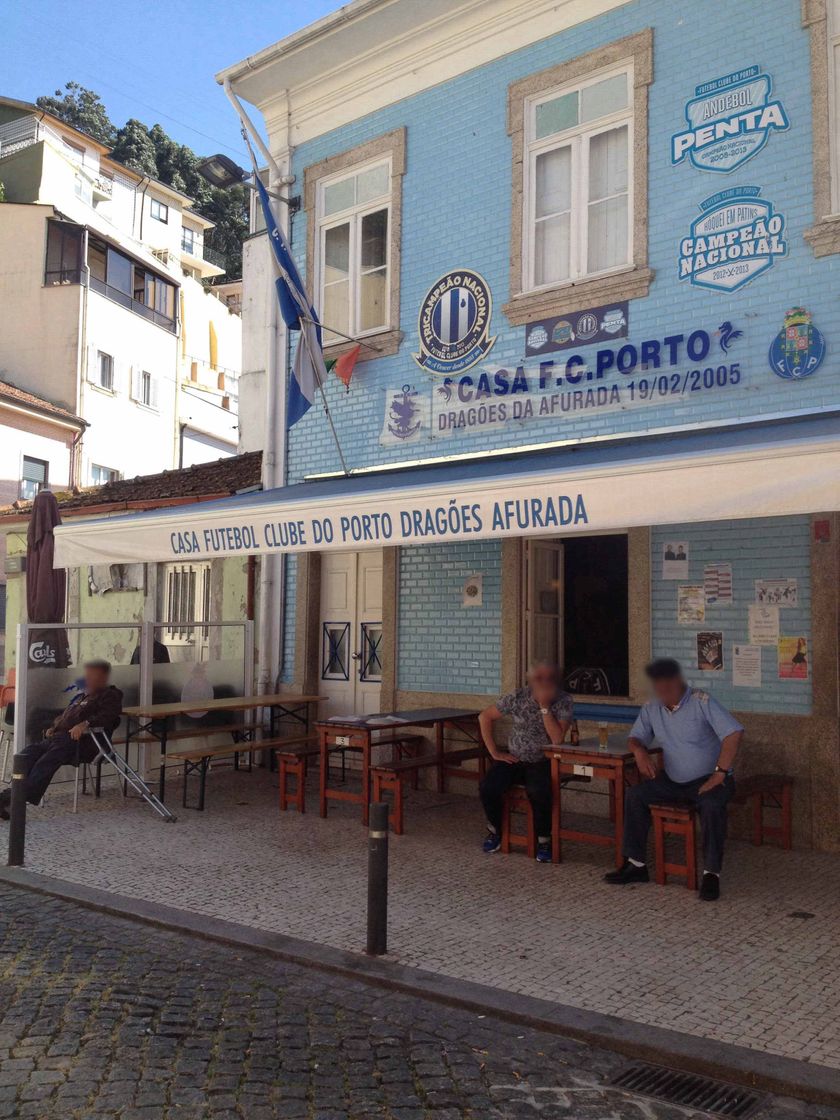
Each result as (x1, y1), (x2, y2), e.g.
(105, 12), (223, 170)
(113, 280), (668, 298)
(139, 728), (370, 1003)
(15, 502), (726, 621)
(25, 491), (70, 668)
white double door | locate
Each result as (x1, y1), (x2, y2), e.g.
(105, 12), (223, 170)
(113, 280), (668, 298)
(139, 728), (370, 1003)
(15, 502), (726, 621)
(319, 550), (384, 717)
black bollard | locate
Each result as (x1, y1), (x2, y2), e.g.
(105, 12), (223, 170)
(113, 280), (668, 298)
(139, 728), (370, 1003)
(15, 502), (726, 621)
(8, 752), (28, 867)
(366, 801), (389, 956)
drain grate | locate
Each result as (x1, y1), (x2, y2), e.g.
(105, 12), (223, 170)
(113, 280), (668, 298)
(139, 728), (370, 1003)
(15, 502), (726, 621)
(610, 1063), (765, 1117)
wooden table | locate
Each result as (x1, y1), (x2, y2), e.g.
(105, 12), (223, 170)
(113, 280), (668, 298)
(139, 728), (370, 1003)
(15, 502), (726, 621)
(316, 708), (480, 825)
(546, 734), (662, 868)
(123, 692), (324, 801)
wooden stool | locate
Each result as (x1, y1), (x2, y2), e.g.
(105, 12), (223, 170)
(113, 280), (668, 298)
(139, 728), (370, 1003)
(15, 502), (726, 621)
(651, 804), (697, 889)
(501, 786), (536, 858)
(733, 774), (793, 849)
(278, 755), (306, 813)
(372, 769), (404, 834)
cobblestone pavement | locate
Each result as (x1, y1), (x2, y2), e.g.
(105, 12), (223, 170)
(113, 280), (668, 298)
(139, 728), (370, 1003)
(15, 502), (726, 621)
(0, 882), (837, 1120)
(17, 768), (840, 1070)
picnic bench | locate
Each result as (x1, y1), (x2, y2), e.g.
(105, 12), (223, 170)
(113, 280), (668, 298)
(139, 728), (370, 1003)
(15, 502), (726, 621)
(371, 746), (487, 834)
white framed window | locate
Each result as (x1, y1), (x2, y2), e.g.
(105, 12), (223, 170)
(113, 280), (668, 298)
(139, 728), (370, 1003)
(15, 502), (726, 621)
(163, 562), (211, 644)
(131, 367), (158, 410)
(181, 226), (196, 254)
(91, 464), (120, 486)
(523, 65), (633, 292)
(315, 158), (391, 344)
(96, 350), (114, 392)
(20, 456), (48, 501)
(150, 198), (169, 223)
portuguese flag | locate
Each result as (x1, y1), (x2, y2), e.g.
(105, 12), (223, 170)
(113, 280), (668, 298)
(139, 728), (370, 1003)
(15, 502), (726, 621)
(326, 343), (361, 390)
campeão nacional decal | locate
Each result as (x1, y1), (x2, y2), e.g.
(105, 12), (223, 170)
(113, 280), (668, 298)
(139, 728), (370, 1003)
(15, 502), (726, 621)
(678, 186), (787, 292)
(671, 66), (789, 174)
(769, 308), (826, 381)
(413, 269), (496, 375)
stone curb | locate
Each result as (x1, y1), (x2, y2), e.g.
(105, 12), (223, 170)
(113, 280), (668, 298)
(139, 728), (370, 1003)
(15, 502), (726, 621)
(1, 865), (837, 1109)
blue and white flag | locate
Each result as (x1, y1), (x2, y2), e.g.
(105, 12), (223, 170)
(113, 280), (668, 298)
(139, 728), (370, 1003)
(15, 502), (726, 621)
(254, 176), (328, 427)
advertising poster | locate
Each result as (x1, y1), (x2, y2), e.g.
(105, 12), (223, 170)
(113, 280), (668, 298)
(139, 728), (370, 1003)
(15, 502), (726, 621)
(748, 604), (780, 645)
(732, 644), (762, 688)
(755, 578), (798, 607)
(697, 631), (724, 672)
(663, 540), (689, 580)
(778, 636), (808, 680)
(678, 585), (705, 624)
(704, 562), (733, 606)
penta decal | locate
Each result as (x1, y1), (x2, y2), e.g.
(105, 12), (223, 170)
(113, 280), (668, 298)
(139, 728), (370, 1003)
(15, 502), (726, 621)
(678, 186), (787, 293)
(671, 66), (789, 173)
(769, 307), (826, 380)
(413, 269), (496, 375)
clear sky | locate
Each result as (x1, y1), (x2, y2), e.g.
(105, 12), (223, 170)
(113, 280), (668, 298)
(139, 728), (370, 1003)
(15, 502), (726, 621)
(5, 0), (346, 162)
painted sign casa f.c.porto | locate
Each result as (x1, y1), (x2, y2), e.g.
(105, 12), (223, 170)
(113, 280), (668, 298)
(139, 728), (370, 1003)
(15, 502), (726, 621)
(671, 65), (789, 173)
(678, 186), (787, 293)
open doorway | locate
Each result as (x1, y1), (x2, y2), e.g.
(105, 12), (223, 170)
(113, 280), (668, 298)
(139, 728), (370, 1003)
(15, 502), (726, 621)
(524, 534), (629, 697)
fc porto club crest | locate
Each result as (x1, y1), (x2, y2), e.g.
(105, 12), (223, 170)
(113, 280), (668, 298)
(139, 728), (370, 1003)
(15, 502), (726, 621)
(671, 66), (789, 174)
(769, 308), (826, 380)
(414, 269), (496, 375)
(678, 186), (787, 293)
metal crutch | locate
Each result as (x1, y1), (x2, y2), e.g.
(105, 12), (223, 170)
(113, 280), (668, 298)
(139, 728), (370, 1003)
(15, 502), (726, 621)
(88, 728), (176, 822)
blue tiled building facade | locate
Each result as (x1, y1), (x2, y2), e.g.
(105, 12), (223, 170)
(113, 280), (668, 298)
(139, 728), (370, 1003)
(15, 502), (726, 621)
(230, 0), (840, 847)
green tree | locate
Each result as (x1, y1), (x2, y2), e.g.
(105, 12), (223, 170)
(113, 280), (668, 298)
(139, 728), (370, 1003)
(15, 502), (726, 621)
(0, 181), (5, 203)
(110, 119), (159, 178)
(36, 82), (116, 146)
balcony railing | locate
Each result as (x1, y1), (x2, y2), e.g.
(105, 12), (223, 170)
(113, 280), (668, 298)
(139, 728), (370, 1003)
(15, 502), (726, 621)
(180, 235), (226, 272)
(89, 276), (176, 333)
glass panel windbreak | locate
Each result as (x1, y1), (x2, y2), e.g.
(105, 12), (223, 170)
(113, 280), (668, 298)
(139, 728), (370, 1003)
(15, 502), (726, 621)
(322, 622), (350, 680)
(150, 622), (248, 729)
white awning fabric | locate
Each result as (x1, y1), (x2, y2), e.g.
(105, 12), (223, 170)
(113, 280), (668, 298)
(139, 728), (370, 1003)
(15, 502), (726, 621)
(53, 415), (840, 568)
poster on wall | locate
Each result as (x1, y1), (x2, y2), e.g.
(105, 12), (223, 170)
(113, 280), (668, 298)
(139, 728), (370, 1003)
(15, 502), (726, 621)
(704, 562), (733, 606)
(461, 573), (483, 608)
(732, 643), (762, 688)
(677, 585), (705, 624)
(697, 631), (724, 672)
(748, 604), (780, 645)
(755, 578), (798, 607)
(662, 540), (689, 580)
(524, 301), (628, 357)
(778, 636), (808, 680)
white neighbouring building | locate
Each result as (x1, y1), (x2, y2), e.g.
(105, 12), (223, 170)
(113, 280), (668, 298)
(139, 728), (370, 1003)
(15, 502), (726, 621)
(0, 96), (242, 482)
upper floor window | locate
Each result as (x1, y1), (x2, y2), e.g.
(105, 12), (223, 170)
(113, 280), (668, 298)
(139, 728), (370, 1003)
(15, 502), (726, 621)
(20, 456), (48, 501)
(316, 159), (391, 344)
(181, 226), (196, 253)
(150, 198), (169, 223)
(526, 67), (632, 291)
(44, 219), (83, 286)
(91, 464), (120, 486)
(131, 368), (158, 410)
(504, 31), (653, 325)
(96, 350), (114, 392)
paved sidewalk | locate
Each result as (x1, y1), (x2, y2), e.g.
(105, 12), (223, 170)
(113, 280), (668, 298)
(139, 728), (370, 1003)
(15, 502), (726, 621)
(13, 769), (840, 1073)
(0, 881), (837, 1120)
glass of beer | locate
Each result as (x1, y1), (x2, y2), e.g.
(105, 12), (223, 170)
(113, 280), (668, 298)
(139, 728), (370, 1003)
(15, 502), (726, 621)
(598, 722), (609, 750)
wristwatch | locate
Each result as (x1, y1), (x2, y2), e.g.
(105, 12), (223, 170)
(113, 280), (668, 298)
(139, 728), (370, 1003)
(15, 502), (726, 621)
(714, 765), (734, 776)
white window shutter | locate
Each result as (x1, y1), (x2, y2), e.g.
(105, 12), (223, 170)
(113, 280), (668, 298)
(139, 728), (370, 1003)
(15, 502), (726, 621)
(86, 344), (98, 383)
(149, 376), (160, 411)
(130, 365), (141, 402)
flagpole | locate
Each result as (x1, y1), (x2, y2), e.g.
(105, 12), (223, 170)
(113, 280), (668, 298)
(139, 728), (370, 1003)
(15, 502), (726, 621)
(298, 314), (382, 353)
(298, 325), (350, 476)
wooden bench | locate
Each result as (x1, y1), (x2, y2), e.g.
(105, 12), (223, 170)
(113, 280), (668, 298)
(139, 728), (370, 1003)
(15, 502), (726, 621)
(732, 773), (793, 849)
(501, 786), (536, 858)
(372, 746), (488, 834)
(651, 804), (697, 890)
(169, 733), (314, 810)
(277, 737), (321, 813)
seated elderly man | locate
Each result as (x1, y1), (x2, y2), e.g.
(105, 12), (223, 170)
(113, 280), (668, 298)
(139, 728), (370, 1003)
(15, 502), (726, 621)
(0, 660), (123, 819)
(478, 661), (572, 863)
(604, 658), (743, 901)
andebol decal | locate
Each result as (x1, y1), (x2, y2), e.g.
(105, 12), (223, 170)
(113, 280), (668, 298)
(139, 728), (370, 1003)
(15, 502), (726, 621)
(678, 186), (787, 293)
(671, 65), (789, 173)
(414, 269), (496, 375)
(769, 308), (826, 380)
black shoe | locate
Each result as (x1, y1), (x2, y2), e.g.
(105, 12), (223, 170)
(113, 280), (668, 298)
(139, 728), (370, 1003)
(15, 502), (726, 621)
(0, 789), (9, 821)
(699, 872), (720, 901)
(604, 860), (649, 885)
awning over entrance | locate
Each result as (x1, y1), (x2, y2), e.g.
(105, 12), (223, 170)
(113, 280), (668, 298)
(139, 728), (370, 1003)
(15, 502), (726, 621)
(54, 413), (840, 568)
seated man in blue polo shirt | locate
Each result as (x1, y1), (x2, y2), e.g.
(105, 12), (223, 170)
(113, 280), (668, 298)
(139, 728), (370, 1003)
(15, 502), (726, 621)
(604, 658), (743, 901)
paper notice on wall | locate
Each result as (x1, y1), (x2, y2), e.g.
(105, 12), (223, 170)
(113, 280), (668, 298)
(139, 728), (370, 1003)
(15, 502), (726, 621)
(732, 643), (762, 687)
(662, 540), (689, 580)
(748, 604), (780, 645)
(462, 573), (483, 607)
(755, 578), (798, 607)
(704, 562), (733, 605)
(677, 585), (705, 624)
(697, 631), (724, 672)
(778, 636), (809, 680)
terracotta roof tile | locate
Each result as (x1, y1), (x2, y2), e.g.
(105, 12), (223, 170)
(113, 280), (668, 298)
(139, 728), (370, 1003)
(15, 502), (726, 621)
(0, 380), (86, 426)
(0, 450), (262, 521)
